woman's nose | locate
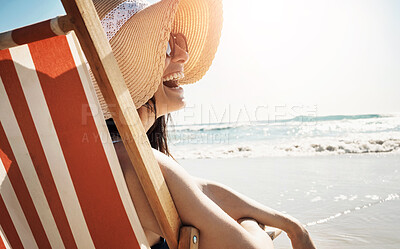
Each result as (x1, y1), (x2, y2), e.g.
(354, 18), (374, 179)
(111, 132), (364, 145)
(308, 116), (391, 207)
(172, 45), (189, 64)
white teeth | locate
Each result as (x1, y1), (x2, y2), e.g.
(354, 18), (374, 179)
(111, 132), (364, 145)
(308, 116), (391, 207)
(162, 72), (185, 82)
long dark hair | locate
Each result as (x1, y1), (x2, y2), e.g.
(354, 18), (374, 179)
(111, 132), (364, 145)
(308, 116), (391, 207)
(106, 96), (172, 156)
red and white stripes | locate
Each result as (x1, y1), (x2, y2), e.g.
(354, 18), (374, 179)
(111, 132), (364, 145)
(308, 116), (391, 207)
(0, 34), (149, 249)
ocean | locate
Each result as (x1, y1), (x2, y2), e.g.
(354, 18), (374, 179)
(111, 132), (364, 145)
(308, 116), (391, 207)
(170, 113), (400, 248)
(168, 114), (400, 159)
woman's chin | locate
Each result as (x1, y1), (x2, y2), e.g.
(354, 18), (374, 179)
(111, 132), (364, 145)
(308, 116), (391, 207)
(169, 98), (185, 113)
(164, 85), (184, 97)
(163, 87), (185, 112)
(178, 98), (186, 111)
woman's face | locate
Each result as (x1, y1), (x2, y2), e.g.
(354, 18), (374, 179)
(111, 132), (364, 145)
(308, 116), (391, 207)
(152, 34), (189, 117)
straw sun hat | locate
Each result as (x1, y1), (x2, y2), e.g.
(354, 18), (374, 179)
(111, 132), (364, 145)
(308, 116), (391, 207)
(91, 0), (223, 119)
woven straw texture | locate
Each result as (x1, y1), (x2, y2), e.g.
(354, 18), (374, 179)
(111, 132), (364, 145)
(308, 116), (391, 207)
(91, 0), (223, 119)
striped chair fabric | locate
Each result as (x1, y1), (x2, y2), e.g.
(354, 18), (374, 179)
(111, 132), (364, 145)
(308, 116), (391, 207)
(0, 33), (149, 249)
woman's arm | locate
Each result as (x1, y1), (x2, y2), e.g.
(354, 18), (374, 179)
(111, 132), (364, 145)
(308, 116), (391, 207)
(117, 142), (273, 249)
(154, 150), (273, 249)
(194, 178), (316, 249)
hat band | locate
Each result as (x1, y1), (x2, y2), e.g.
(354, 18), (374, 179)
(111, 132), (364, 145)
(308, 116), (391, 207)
(100, 0), (149, 40)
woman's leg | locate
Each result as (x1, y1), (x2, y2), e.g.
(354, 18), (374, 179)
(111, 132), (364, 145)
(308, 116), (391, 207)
(154, 149), (274, 249)
(194, 178), (316, 249)
(116, 142), (272, 249)
(238, 218), (274, 248)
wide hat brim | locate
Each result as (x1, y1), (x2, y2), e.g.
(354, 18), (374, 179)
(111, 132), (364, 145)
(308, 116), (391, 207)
(92, 0), (223, 119)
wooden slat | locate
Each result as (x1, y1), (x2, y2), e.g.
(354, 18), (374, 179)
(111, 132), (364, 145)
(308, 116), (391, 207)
(0, 16), (72, 50)
(57, 15), (75, 34)
(59, 1), (182, 248)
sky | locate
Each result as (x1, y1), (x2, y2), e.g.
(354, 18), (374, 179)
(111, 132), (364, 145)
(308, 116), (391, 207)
(1, 0), (399, 124)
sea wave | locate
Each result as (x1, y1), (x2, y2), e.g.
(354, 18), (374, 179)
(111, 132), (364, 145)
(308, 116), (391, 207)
(168, 113), (400, 159)
(170, 137), (400, 159)
(169, 113), (394, 133)
(170, 122), (251, 132)
(286, 114), (386, 123)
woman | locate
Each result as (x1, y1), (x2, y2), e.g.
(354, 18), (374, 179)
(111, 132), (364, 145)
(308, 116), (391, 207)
(93, 0), (316, 248)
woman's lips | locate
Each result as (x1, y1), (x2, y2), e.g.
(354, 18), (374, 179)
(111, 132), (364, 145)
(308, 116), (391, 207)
(162, 72), (184, 83)
(162, 72), (184, 94)
(163, 80), (179, 88)
(163, 80), (183, 93)
(165, 85), (184, 95)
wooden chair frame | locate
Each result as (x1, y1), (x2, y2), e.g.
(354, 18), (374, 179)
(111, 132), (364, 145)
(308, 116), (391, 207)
(0, 0), (199, 248)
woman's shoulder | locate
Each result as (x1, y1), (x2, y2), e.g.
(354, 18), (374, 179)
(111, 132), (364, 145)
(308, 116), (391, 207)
(152, 149), (179, 169)
(152, 149), (169, 162)
(151, 149), (192, 182)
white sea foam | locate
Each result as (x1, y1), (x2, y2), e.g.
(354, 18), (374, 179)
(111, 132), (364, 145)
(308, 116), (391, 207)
(348, 195), (358, 201)
(365, 195), (380, 200)
(305, 193), (400, 227)
(334, 195), (348, 201)
(311, 196), (322, 202)
(169, 114), (400, 159)
(170, 136), (400, 159)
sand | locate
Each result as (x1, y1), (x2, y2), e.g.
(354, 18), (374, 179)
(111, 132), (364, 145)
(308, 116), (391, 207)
(179, 154), (400, 249)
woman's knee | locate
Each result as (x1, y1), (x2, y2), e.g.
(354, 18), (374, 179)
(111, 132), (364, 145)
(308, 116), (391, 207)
(238, 218), (274, 249)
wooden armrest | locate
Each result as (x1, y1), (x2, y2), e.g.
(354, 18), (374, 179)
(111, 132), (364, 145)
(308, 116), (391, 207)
(178, 226), (200, 249)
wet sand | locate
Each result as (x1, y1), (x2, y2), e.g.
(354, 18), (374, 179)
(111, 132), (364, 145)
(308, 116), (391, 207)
(179, 154), (400, 249)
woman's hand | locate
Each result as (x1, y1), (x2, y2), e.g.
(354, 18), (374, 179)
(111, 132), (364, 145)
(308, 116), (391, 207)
(287, 223), (316, 249)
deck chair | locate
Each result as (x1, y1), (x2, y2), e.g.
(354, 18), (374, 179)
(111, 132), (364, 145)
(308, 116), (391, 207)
(0, 0), (199, 248)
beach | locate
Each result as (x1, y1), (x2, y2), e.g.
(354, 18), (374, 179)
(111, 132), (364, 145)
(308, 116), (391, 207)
(179, 154), (400, 249)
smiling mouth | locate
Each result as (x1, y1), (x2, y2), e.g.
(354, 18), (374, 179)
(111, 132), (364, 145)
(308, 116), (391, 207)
(162, 72), (184, 88)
